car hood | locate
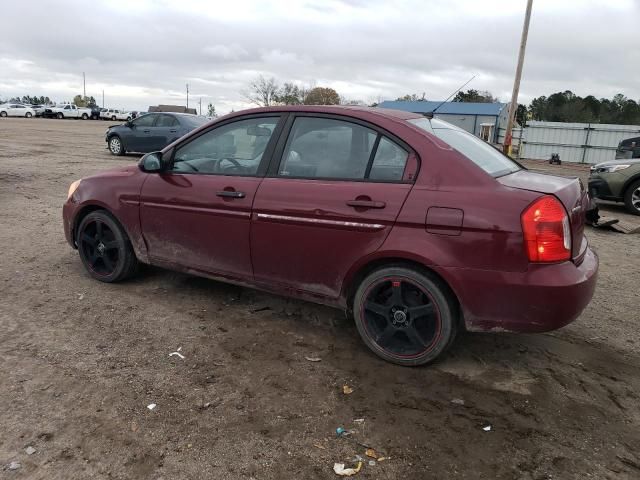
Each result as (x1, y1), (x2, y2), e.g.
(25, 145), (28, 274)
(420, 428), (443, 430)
(592, 158), (640, 169)
(85, 164), (139, 180)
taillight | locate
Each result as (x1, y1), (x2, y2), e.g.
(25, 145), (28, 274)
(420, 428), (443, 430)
(521, 195), (571, 263)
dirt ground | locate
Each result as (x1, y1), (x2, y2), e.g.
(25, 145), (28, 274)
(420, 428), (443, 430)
(1, 118), (639, 480)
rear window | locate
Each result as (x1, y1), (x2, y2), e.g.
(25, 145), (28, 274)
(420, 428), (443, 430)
(409, 118), (521, 177)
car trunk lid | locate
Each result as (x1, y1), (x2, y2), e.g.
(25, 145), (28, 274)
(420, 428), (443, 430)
(498, 170), (587, 261)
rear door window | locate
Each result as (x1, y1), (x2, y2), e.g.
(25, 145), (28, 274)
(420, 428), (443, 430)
(278, 117), (376, 180)
(368, 137), (409, 181)
(156, 114), (178, 127)
(277, 116), (412, 182)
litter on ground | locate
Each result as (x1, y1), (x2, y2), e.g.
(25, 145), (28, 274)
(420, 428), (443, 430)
(333, 461), (363, 476)
(147, 403), (157, 410)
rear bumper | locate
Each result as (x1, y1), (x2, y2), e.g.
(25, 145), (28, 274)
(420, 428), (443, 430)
(443, 247), (598, 333)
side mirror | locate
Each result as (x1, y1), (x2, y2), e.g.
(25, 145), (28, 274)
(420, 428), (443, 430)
(139, 152), (164, 173)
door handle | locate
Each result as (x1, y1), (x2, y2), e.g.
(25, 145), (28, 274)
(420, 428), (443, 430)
(216, 190), (246, 199)
(143, 129), (150, 133)
(169, 129), (177, 133)
(346, 199), (386, 209)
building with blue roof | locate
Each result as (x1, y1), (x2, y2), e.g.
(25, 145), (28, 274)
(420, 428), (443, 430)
(378, 100), (510, 144)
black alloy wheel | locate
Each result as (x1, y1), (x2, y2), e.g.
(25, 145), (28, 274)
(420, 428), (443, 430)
(353, 267), (456, 366)
(76, 210), (138, 282)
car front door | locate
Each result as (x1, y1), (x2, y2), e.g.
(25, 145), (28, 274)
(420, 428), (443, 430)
(124, 113), (158, 152)
(251, 114), (417, 300)
(139, 114), (284, 279)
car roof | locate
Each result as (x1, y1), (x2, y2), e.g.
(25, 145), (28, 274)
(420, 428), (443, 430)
(224, 105), (424, 122)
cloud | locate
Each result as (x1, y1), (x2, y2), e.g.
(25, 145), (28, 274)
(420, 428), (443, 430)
(0, 0), (638, 114)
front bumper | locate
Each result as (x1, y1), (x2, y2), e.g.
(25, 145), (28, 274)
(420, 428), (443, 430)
(444, 246), (599, 333)
(63, 199), (78, 248)
(588, 177), (617, 200)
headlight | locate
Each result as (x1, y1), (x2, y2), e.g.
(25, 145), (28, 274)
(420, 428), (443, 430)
(67, 179), (82, 199)
(598, 164), (631, 173)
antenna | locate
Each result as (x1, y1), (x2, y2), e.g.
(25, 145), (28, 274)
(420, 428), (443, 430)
(425, 75), (477, 119)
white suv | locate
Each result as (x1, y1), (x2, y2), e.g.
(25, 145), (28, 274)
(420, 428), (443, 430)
(101, 109), (131, 121)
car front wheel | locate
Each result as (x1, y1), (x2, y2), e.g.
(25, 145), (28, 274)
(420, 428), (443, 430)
(25, 112), (32, 118)
(353, 266), (457, 366)
(76, 210), (138, 282)
(81, 113), (88, 120)
(0, 111), (6, 117)
(108, 135), (125, 156)
(57, 113), (63, 119)
(624, 179), (640, 216)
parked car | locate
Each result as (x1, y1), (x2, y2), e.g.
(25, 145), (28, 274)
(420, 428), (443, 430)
(63, 106), (598, 366)
(45, 104), (92, 119)
(105, 112), (208, 155)
(589, 143), (640, 215)
(30, 104), (46, 116)
(89, 106), (103, 120)
(101, 109), (131, 121)
(0, 103), (36, 118)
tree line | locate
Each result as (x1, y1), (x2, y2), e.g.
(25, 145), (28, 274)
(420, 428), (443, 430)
(392, 88), (640, 126)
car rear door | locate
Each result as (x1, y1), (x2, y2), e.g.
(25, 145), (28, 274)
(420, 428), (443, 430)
(152, 114), (181, 150)
(250, 114), (418, 299)
(139, 114), (284, 279)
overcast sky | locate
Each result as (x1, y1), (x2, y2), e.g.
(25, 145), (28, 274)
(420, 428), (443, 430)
(1, 0), (638, 114)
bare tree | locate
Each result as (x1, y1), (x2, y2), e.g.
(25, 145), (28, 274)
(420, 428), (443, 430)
(242, 75), (280, 106)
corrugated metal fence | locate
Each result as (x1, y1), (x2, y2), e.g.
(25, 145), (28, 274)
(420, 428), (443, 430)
(519, 121), (640, 164)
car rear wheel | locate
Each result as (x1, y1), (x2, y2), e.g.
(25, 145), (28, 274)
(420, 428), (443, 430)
(0, 111), (6, 117)
(353, 266), (457, 366)
(25, 112), (32, 118)
(624, 179), (640, 216)
(81, 113), (88, 120)
(76, 210), (138, 283)
(108, 135), (125, 156)
(111, 115), (116, 121)
(56, 112), (63, 119)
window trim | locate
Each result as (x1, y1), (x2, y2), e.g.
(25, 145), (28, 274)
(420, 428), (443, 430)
(165, 113), (286, 178)
(266, 113), (417, 184)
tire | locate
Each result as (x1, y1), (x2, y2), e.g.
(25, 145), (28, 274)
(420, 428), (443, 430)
(623, 179), (640, 216)
(353, 266), (457, 366)
(81, 113), (88, 120)
(1, 111), (7, 117)
(127, 116), (132, 122)
(76, 210), (138, 283)
(25, 112), (32, 118)
(57, 112), (64, 119)
(108, 135), (125, 156)
(111, 115), (116, 121)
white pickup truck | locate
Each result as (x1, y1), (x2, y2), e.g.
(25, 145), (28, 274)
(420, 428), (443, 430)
(44, 104), (92, 120)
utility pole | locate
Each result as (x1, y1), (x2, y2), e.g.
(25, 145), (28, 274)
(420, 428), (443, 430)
(83, 72), (86, 98)
(102, 90), (105, 108)
(504, 0), (533, 155)
(186, 83), (189, 109)
(199, 97), (202, 116)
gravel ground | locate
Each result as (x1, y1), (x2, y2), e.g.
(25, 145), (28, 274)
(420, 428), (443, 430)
(1, 118), (639, 479)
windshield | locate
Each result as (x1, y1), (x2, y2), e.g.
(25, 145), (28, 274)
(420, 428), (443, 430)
(180, 115), (209, 128)
(409, 117), (521, 177)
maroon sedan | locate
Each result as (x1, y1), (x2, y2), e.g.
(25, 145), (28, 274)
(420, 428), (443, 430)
(63, 106), (598, 365)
